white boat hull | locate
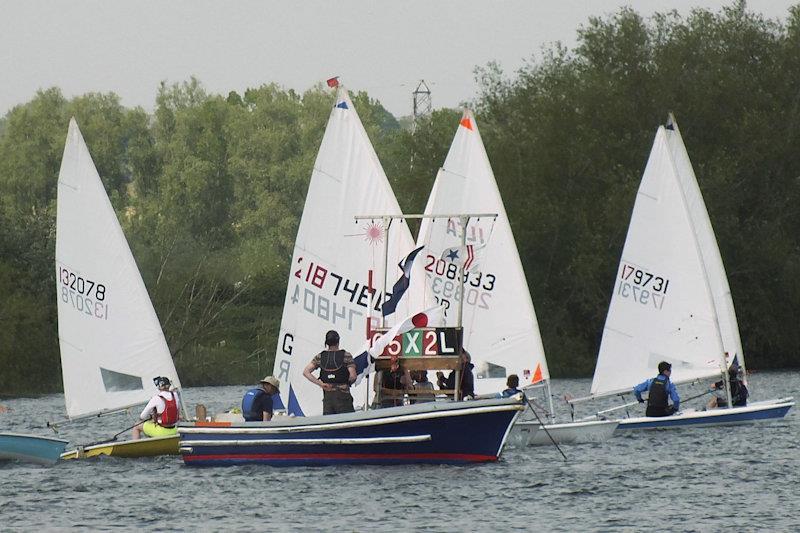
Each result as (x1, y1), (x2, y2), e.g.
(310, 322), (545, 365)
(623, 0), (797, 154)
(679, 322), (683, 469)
(616, 397), (794, 430)
(510, 419), (619, 446)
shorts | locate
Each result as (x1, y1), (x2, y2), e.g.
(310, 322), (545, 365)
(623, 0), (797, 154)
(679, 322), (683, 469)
(142, 420), (178, 438)
(322, 389), (355, 415)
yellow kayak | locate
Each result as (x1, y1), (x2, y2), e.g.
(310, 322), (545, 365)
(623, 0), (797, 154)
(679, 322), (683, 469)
(60, 435), (179, 460)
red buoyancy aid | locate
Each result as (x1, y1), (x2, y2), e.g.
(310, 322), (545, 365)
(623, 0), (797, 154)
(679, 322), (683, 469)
(158, 392), (179, 428)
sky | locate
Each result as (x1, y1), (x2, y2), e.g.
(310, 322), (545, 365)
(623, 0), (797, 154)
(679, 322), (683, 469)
(1, 1), (797, 118)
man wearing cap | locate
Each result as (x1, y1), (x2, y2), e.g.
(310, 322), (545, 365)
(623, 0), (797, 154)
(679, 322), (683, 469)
(302, 330), (357, 414)
(633, 361), (680, 417)
(242, 376), (280, 422)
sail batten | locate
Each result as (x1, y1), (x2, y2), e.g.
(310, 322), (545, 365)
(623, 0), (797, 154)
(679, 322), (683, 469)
(56, 118), (180, 420)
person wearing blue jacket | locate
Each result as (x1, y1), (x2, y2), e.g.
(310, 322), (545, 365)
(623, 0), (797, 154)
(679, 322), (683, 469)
(633, 361), (680, 417)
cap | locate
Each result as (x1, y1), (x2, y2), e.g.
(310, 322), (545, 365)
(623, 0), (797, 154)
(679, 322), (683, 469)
(153, 376), (172, 388)
(325, 330), (340, 346)
(260, 376), (280, 391)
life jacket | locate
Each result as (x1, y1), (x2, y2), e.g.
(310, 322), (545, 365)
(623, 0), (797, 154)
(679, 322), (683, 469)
(158, 392), (179, 428)
(319, 350), (349, 385)
(646, 375), (669, 411)
(730, 380), (749, 406)
(242, 388), (266, 421)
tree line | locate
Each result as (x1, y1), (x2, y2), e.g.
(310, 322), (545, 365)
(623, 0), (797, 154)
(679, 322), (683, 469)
(1, 2), (798, 395)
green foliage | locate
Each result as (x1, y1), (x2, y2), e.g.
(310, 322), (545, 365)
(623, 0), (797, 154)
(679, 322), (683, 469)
(1, 3), (799, 396)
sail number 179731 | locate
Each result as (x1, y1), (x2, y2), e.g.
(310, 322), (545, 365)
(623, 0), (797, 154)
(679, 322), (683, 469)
(617, 263), (670, 310)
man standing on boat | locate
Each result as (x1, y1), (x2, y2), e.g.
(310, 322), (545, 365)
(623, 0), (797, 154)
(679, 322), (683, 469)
(242, 376), (280, 421)
(132, 376), (180, 439)
(633, 362), (680, 417)
(303, 330), (357, 414)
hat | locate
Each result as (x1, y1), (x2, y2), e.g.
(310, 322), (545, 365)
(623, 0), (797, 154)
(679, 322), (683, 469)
(657, 361), (672, 374)
(325, 330), (340, 346)
(153, 376), (171, 388)
(260, 376), (280, 391)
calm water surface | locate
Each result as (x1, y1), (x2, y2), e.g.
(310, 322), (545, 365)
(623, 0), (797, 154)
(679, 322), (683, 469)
(1, 371), (798, 531)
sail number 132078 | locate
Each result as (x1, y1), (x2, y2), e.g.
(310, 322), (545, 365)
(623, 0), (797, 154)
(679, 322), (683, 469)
(58, 267), (109, 320)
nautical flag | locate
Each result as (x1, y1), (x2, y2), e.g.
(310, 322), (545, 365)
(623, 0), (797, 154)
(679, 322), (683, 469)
(530, 363), (543, 384)
(381, 245), (424, 317)
(326, 76), (340, 88)
(353, 304), (445, 385)
(440, 244), (482, 272)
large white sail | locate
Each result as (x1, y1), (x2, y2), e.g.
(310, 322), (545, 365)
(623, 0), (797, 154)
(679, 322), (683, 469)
(666, 116), (744, 369)
(56, 118), (180, 419)
(591, 125), (724, 397)
(273, 88), (424, 416)
(417, 110), (549, 396)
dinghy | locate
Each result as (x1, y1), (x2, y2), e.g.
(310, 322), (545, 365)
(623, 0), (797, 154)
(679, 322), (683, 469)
(416, 110), (617, 445)
(56, 118), (184, 458)
(271, 86), (427, 416)
(569, 115), (794, 429)
(180, 87), (523, 466)
(0, 433), (68, 465)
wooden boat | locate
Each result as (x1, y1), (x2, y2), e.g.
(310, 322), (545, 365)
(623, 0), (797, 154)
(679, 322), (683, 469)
(0, 433), (69, 465)
(569, 115), (794, 428)
(55, 118), (186, 459)
(179, 396), (523, 466)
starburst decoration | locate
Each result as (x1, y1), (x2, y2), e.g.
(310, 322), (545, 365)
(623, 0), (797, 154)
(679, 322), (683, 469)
(363, 222), (384, 246)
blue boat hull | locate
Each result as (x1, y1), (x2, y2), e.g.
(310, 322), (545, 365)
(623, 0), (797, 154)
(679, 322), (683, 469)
(0, 433), (69, 465)
(179, 397), (524, 466)
(617, 398), (794, 430)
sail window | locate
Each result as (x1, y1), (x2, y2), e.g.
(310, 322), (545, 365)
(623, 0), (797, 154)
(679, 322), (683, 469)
(100, 368), (144, 392)
(476, 361), (506, 379)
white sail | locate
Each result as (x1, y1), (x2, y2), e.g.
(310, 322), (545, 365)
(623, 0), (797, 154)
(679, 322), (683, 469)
(273, 88), (424, 416)
(666, 116), (744, 370)
(56, 118), (180, 419)
(591, 125), (725, 398)
(417, 110), (549, 396)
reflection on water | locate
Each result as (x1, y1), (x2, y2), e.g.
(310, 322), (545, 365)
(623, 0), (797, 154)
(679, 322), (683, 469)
(0, 371), (798, 531)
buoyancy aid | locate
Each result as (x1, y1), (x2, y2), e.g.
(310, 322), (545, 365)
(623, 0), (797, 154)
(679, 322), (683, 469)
(319, 350), (349, 385)
(158, 392), (179, 428)
(646, 375), (669, 412)
(242, 388), (266, 421)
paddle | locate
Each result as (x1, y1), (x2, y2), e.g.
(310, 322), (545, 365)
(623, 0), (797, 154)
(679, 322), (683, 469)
(523, 396), (567, 462)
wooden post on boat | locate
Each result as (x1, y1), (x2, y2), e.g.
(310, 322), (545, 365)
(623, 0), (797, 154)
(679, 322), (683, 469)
(355, 212), (496, 406)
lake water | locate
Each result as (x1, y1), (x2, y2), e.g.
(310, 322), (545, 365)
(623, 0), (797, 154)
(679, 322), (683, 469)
(1, 371), (798, 531)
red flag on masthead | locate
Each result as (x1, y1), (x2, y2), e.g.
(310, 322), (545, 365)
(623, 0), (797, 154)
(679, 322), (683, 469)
(326, 76), (340, 88)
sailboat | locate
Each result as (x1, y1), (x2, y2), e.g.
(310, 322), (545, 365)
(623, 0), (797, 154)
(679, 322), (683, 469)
(56, 118), (184, 458)
(570, 115), (794, 429)
(0, 433), (68, 465)
(416, 110), (617, 445)
(178, 88), (524, 466)
(271, 87), (427, 416)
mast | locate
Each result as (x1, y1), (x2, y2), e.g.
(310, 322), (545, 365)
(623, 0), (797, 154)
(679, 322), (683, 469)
(664, 115), (731, 408)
